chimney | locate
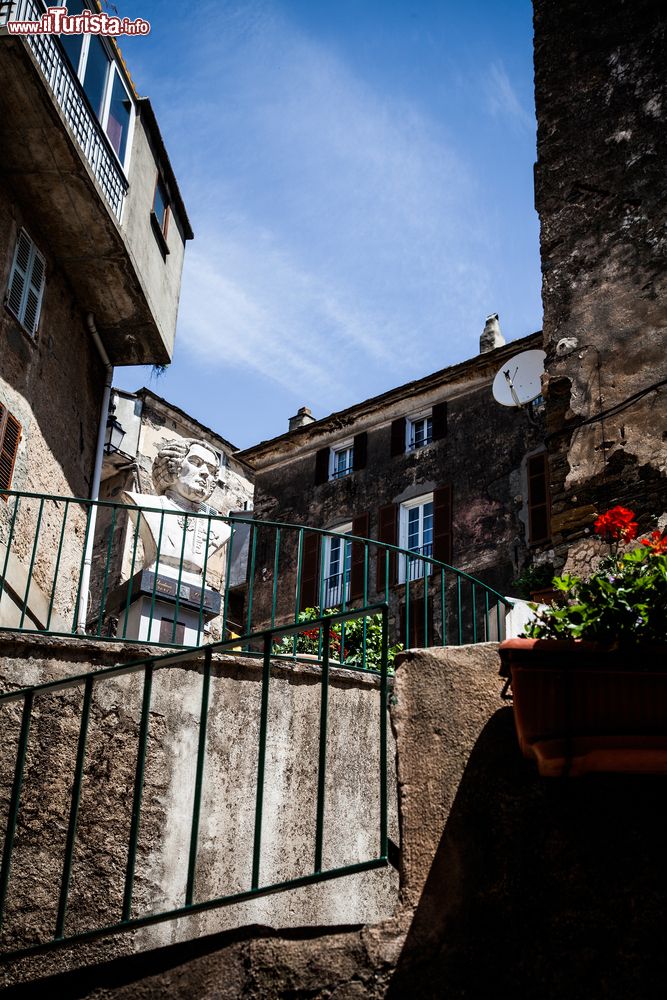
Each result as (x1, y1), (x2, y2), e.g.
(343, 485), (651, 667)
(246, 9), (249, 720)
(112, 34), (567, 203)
(288, 406), (315, 432)
(480, 313), (505, 354)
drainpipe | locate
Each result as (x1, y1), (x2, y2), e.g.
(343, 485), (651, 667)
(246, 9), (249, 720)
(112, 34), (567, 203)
(76, 313), (113, 635)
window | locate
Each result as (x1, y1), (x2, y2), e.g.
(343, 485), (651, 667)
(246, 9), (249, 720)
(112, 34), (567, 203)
(329, 443), (353, 481)
(407, 415), (432, 452)
(527, 452), (551, 544)
(152, 177), (169, 235)
(0, 404), (22, 497)
(323, 524), (352, 607)
(57, 14), (135, 171)
(399, 494), (434, 582)
(6, 230), (46, 336)
(390, 403), (446, 457)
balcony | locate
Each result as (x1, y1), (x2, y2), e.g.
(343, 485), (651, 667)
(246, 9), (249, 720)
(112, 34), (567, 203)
(0, 0), (127, 219)
(0, 1), (183, 364)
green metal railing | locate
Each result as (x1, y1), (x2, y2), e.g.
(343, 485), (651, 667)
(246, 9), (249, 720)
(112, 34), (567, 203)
(0, 489), (511, 668)
(0, 605), (389, 958)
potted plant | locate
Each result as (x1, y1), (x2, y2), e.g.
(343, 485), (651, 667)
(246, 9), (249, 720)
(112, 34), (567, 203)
(499, 507), (667, 776)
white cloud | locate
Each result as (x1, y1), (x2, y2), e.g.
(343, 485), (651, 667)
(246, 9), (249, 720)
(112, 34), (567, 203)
(485, 61), (534, 133)
(165, 3), (495, 406)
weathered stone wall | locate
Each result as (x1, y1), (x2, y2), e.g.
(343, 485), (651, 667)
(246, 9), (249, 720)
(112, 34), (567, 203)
(0, 633), (398, 985)
(0, 179), (103, 500)
(0, 176), (104, 630)
(247, 339), (544, 597)
(535, 0), (667, 571)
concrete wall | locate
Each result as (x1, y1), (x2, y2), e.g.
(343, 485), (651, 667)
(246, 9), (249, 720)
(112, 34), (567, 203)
(535, 0), (667, 573)
(14, 641), (667, 999)
(0, 633), (398, 985)
(120, 110), (187, 365)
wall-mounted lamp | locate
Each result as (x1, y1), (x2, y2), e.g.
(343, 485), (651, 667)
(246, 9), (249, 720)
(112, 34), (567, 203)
(104, 403), (126, 455)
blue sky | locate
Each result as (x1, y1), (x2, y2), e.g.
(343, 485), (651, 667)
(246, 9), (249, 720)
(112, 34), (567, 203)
(114, 0), (541, 449)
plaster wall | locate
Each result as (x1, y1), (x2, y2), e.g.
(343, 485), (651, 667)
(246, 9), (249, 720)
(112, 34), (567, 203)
(0, 633), (398, 984)
(120, 113), (186, 365)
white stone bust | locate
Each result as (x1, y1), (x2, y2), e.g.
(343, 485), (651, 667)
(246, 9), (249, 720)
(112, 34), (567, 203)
(124, 438), (230, 580)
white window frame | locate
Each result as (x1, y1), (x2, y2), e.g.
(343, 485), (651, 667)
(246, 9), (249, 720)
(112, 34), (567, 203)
(6, 229), (46, 337)
(398, 493), (434, 583)
(68, 27), (136, 174)
(329, 440), (354, 481)
(322, 523), (352, 607)
(406, 411), (433, 453)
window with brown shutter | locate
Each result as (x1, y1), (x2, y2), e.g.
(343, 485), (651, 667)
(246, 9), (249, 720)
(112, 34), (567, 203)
(376, 503), (398, 590)
(400, 597), (433, 649)
(432, 401), (448, 441)
(299, 532), (321, 610)
(390, 418), (406, 457)
(527, 452), (551, 544)
(0, 404), (22, 498)
(433, 485), (453, 566)
(352, 432), (367, 471)
(349, 512), (370, 600)
(314, 447), (329, 485)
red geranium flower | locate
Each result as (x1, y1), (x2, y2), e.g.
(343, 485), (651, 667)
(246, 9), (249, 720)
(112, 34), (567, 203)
(641, 529), (667, 554)
(594, 506), (638, 542)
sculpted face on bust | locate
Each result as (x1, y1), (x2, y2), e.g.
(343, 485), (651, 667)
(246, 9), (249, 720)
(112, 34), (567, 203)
(173, 443), (219, 503)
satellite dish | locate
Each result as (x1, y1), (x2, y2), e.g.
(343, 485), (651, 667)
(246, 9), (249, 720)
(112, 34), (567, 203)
(492, 349), (546, 408)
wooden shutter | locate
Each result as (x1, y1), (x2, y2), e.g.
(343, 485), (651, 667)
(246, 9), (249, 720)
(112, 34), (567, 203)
(350, 512), (370, 600)
(390, 418), (406, 457)
(0, 404), (22, 498)
(400, 598), (433, 650)
(314, 447), (329, 485)
(376, 503), (398, 590)
(527, 452), (550, 544)
(6, 230), (45, 335)
(432, 401), (448, 441)
(433, 485), (453, 565)
(352, 432), (367, 471)
(299, 532), (321, 610)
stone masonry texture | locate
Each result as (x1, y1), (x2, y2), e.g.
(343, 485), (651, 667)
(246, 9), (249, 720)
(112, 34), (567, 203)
(535, 0), (667, 571)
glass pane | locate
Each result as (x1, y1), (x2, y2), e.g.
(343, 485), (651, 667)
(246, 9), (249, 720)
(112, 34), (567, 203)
(413, 420), (424, 448)
(408, 507), (420, 550)
(83, 35), (110, 117)
(153, 179), (167, 229)
(106, 70), (131, 163)
(329, 538), (341, 576)
(344, 539), (352, 574)
(425, 417), (433, 443)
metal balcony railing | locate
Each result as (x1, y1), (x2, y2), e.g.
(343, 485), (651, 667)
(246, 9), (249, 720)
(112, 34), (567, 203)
(0, 490), (511, 667)
(0, 605), (390, 958)
(0, 0), (128, 219)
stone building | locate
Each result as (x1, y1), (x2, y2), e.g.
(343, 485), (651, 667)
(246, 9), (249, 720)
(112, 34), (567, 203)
(535, 0), (667, 574)
(238, 325), (548, 647)
(88, 387), (254, 641)
(0, 3), (192, 629)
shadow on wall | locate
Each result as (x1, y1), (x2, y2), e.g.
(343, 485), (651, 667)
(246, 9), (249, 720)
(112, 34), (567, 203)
(387, 707), (667, 1000)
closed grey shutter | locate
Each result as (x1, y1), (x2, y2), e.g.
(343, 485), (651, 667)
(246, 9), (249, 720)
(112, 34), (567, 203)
(23, 246), (46, 335)
(6, 231), (46, 335)
(6, 230), (31, 320)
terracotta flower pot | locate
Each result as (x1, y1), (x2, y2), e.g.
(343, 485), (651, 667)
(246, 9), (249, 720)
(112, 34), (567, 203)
(498, 637), (667, 777)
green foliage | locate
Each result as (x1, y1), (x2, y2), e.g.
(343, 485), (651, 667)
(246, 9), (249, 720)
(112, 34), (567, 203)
(522, 545), (667, 644)
(274, 607), (403, 672)
(512, 561), (555, 599)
